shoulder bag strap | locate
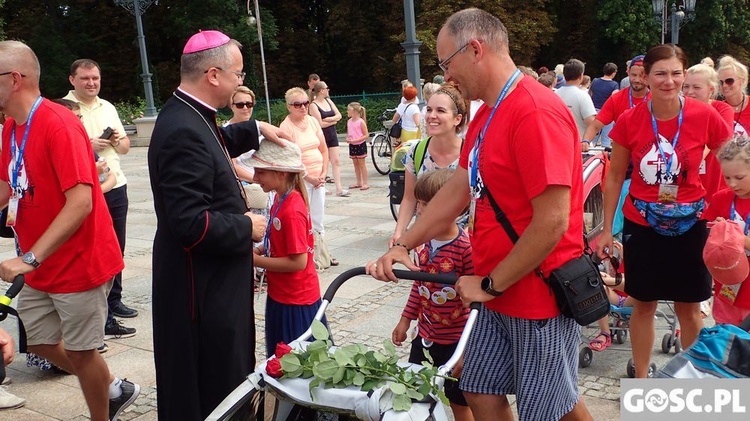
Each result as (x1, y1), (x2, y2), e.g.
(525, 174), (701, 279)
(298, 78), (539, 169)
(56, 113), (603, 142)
(413, 136), (431, 174)
(482, 186), (545, 279)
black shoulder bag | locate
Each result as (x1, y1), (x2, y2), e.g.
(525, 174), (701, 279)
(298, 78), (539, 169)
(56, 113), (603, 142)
(483, 187), (609, 326)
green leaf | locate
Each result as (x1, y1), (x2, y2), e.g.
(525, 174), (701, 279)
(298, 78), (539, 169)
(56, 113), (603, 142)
(286, 368), (304, 378)
(437, 389), (449, 406)
(353, 372), (365, 386)
(390, 382), (407, 395)
(334, 349), (355, 366)
(373, 352), (387, 363)
(279, 354), (302, 372)
(392, 393), (412, 412)
(308, 378), (320, 399)
(312, 360), (339, 380)
(384, 339), (397, 356)
(406, 388), (424, 400)
(356, 355), (367, 367)
(311, 319), (330, 340)
(333, 366), (346, 384)
(306, 340), (328, 354)
(362, 379), (380, 391)
(423, 349), (434, 365)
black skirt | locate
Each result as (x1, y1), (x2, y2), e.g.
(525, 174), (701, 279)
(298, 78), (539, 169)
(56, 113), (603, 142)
(622, 218), (711, 302)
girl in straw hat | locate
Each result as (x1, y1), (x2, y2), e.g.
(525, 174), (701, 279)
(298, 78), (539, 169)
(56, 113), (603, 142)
(246, 140), (328, 357)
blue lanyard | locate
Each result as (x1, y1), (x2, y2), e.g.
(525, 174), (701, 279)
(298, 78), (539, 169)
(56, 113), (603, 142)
(648, 97), (683, 184)
(10, 96), (43, 191)
(263, 189), (291, 257)
(730, 196), (750, 235)
(629, 88), (633, 109)
(470, 69), (522, 188)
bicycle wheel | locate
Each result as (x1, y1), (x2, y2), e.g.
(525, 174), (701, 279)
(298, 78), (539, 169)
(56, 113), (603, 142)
(390, 202), (400, 221)
(371, 133), (391, 175)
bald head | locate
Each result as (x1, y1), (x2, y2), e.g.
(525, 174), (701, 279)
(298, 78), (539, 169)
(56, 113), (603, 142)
(442, 8), (509, 56)
(0, 40), (41, 86)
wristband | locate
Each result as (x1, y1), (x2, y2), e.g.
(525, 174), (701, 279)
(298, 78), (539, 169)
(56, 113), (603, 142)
(111, 139), (121, 147)
(393, 242), (411, 252)
(581, 139), (591, 144)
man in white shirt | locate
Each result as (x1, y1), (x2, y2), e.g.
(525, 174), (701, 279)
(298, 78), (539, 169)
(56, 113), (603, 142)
(555, 59), (597, 138)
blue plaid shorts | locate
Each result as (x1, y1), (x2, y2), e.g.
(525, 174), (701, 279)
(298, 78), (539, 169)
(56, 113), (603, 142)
(460, 306), (581, 421)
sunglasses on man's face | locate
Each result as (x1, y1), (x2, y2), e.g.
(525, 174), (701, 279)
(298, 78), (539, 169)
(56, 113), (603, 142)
(289, 101), (310, 109)
(233, 101), (254, 109)
(720, 78), (737, 87)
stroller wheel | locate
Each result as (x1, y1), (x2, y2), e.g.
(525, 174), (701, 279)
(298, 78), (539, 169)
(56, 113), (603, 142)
(579, 346), (593, 368)
(614, 329), (627, 344)
(627, 358), (658, 378)
(627, 358), (635, 378)
(674, 337), (682, 353)
(661, 333), (674, 354)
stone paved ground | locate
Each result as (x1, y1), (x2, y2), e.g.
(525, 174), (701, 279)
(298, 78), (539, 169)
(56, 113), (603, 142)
(0, 141), (694, 419)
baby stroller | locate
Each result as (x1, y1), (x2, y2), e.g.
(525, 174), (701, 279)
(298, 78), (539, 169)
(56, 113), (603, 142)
(655, 315), (750, 379)
(207, 267), (480, 421)
(0, 275), (27, 384)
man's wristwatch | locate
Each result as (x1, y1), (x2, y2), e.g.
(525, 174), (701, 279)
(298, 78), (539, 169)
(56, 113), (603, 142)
(21, 252), (40, 268)
(480, 276), (503, 296)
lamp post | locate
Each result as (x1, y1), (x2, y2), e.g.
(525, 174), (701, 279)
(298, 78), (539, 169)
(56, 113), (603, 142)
(114, 0), (158, 117)
(651, 0), (697, 45)
(246, 0), (272, 122)
(402, 0), (423, 103)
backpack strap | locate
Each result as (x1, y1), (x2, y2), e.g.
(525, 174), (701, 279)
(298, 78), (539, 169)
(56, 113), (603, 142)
(413, 137), (432, 174)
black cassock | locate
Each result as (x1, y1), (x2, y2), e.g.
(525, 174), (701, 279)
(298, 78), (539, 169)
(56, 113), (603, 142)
(148, 89), (261, 420)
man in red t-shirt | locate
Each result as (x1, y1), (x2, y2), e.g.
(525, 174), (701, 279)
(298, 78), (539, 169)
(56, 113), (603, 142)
(581, 54), (650, 152)
(369, 9), (592, 421)
(0, 41), (139, 421)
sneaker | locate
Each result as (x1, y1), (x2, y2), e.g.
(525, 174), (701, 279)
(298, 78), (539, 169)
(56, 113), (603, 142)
(0, 386), (25, 410)
(105, 319), (136, 339)
(110, 302), (138, 318)
(109, 379), (140, 421)
(0, 377), (10, 386)
(98, 343), (109, 353)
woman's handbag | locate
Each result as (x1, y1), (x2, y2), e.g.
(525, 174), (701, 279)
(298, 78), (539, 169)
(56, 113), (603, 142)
(312, 230), (331, 270)
(484, 187), (609, 326)
(389, 103), (413, 138)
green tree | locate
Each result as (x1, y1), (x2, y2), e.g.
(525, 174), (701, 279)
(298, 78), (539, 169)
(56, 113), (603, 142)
(597, 0), (660, 55)
(679, 0), (750, 65)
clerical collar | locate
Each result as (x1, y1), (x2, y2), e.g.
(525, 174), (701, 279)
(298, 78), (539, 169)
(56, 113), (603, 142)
(176, 87), (217, 112)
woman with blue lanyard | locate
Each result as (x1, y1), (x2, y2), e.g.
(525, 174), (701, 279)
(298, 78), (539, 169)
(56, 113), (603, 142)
(597, 44), (732, 378)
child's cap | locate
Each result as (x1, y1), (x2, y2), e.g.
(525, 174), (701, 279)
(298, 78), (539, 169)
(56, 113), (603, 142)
(241, 140), (306, 174)
(183, 30), (230, 54)
(703, 220), (749, 285)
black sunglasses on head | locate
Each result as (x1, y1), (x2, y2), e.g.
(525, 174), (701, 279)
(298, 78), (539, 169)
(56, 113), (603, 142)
(233, 101), (254, 109)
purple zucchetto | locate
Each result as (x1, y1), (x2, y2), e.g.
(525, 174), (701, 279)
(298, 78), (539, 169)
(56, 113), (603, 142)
(182, 30), (230, 54)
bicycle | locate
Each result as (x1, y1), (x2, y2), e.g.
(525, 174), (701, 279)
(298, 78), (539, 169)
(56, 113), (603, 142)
(370, 108), (396, 175)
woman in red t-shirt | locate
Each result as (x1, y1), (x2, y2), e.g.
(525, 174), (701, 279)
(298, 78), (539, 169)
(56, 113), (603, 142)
(598, 44), (732, 378)
(718, 55), (750, 136)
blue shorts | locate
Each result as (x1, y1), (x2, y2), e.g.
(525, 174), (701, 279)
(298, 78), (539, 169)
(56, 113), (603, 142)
(460, 307), (581, 421)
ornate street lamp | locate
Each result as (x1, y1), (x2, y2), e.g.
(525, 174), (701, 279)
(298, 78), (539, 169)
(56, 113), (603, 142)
(652, 0), (697, 45)
(246, 0), (272, 122)
(114, 0), (158, 117)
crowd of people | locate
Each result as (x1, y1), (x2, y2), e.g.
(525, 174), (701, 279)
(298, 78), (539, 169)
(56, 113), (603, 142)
(1, 5), (750, 421)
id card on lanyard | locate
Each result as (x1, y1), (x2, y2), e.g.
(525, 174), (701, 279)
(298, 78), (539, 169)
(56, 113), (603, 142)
(467, 69), (521, 235)
(649, 98), (683, 203)
(7, 96), (43, 227)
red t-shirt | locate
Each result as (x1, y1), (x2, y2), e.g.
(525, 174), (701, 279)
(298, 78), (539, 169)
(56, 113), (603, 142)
(702, 101), (734, 205)
(0, 99), (123, 293)
(610, 98), (732, 226)
(265, 190), (320, 305)
(459, 76), (584, 319)
(596, 87), (650, 125)
(703, 188), (750, 309)
(729, 99), (750, 137)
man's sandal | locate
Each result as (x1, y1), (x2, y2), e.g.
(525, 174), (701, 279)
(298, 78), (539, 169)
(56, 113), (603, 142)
(589, 331), (612, 352)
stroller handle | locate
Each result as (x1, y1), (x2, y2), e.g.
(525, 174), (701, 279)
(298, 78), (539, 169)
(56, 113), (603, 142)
(322, 267), (481, 311)
(0, 275), (24, 307)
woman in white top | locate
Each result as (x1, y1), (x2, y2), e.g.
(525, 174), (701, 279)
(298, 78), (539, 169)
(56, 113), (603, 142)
(392, 86), (421, 144)
(390, 83), (467, 246)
